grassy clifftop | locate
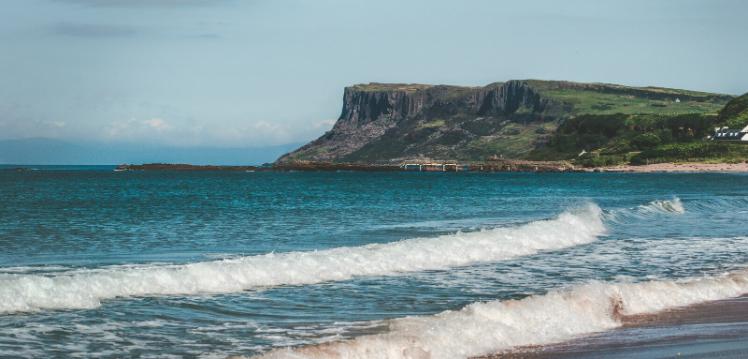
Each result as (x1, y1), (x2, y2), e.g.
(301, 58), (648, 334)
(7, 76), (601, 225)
(530, 80), (729, 116)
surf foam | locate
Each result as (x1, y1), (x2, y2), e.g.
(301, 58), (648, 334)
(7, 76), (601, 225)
(0, 204), (604, 314)
(257, 269), (748, 359)
(604, 197), (685, 223)
(644, 197), (685, 214)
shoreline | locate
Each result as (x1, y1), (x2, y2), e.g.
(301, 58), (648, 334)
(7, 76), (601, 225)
(481, 295), (748, 359)
(595, 162), (748, 173)
(111, 161), (748, 173)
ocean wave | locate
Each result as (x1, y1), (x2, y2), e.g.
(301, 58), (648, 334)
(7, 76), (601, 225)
(604, 197), (684, 223)
(255, 269), (748, 359)
(0, 204), (604, 314)
(642, 197), (685, 214)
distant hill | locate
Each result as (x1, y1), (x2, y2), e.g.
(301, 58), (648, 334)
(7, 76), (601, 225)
(0, 138), (302, 165)
(277, 80), (732, 163)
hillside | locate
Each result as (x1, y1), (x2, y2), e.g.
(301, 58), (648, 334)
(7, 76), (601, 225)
(532, 91), (748, 166)
(719, 92), (748, 129)
(277, 80), (731, 164)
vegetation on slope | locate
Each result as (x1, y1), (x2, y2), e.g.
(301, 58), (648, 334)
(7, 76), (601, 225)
(719, 93), (748, 129)
(530, 92), (748, 167)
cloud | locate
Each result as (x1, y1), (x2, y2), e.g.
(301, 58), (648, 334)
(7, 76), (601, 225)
(189, 33), (221, 39)
(143, 118), (170, 131)
(101, 117), (298, 147)
(106, 118), (173, 137)
(52, 0), (232, 8)
(313, 119), (337, 129)
(51, 22), (137, 37)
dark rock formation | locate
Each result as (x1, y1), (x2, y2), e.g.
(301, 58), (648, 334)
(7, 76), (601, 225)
(115, 163), (258, 171)
(278, 81), (557, 163)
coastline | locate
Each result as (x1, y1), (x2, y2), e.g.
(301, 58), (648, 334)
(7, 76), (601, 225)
(114, 161), (748, 174)
(481, 295), (748, 359)
(595, 162), (748, 173)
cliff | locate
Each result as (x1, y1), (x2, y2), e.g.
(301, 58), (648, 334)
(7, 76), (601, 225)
(278, 80), (732, 163)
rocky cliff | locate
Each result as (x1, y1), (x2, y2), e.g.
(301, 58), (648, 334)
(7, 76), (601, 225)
(278, 80), (731, 163)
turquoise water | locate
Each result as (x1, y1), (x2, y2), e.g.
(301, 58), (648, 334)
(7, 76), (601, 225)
(1, 168), (748, 357)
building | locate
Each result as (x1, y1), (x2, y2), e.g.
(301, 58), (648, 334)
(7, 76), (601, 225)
(713, 125), (748, 141)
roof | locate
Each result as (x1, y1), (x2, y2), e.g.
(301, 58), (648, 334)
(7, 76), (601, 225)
(714, 129), (746, 140)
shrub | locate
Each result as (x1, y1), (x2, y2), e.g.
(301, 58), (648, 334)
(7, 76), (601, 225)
(631, 133), (661, 150)
(630, 142), (731, 164)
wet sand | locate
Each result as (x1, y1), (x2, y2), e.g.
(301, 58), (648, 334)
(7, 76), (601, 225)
(482, 296), (748, 359)
(598, 162), (748, 173)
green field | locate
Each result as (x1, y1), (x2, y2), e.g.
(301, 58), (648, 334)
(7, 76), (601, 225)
(537, 88), (726, 116)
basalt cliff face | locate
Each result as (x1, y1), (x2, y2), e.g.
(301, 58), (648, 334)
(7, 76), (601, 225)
(277, 80), (730, 163)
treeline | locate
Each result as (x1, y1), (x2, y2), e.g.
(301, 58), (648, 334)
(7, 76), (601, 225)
(552, 113), (717, 152)
(631, 142), (735, 165)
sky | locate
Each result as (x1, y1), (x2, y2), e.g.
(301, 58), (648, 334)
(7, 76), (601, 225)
(0, 0), (747, 149)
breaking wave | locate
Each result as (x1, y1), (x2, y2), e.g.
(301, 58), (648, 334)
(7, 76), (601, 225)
(604, 197), (685, 223)
(256, 269), (748, 359)
(0, 204), (604, 314)
(642, 197), (685, 214)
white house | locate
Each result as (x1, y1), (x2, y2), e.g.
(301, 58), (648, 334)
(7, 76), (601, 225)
(713, 125), (748, 141)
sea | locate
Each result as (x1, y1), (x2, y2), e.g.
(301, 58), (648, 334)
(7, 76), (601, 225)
(1, 166), (748, 358)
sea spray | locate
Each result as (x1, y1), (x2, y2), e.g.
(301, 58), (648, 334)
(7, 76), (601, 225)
(0, 204), (605, 314)
(257, 269), (748, 359)
(604, 197), (685, 223)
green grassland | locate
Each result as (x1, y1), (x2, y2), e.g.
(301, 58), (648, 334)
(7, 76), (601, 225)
(349, 83), (435, 92)
(537, 88), (726, 116)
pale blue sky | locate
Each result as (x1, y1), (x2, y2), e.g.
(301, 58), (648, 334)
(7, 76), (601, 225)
(1, 0), (746, 147)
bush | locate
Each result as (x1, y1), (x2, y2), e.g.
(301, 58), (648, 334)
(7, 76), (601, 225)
(630, 142), (731, 164)
(576, 154), (627, 167)
(559, 114), (627, 138)
(631, 133), (661, 150)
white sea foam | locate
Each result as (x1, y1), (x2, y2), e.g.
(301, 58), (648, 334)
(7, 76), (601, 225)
(604, 197), (685, 223)
(257, 269), (748, 359)
(641, 197), (685, 214)
(0, 204), (604, 314)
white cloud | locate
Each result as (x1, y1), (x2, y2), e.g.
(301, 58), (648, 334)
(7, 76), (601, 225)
(105, 117), (172, 139)
(101, 117), (298, 147)
(313, 119), (337, 129)
(143, 118), (170, 131)
(54, 0), (231, 8)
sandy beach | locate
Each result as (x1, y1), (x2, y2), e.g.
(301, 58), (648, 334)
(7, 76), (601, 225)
(482, 296), (748, 359)
(597, 162), (748, 173)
